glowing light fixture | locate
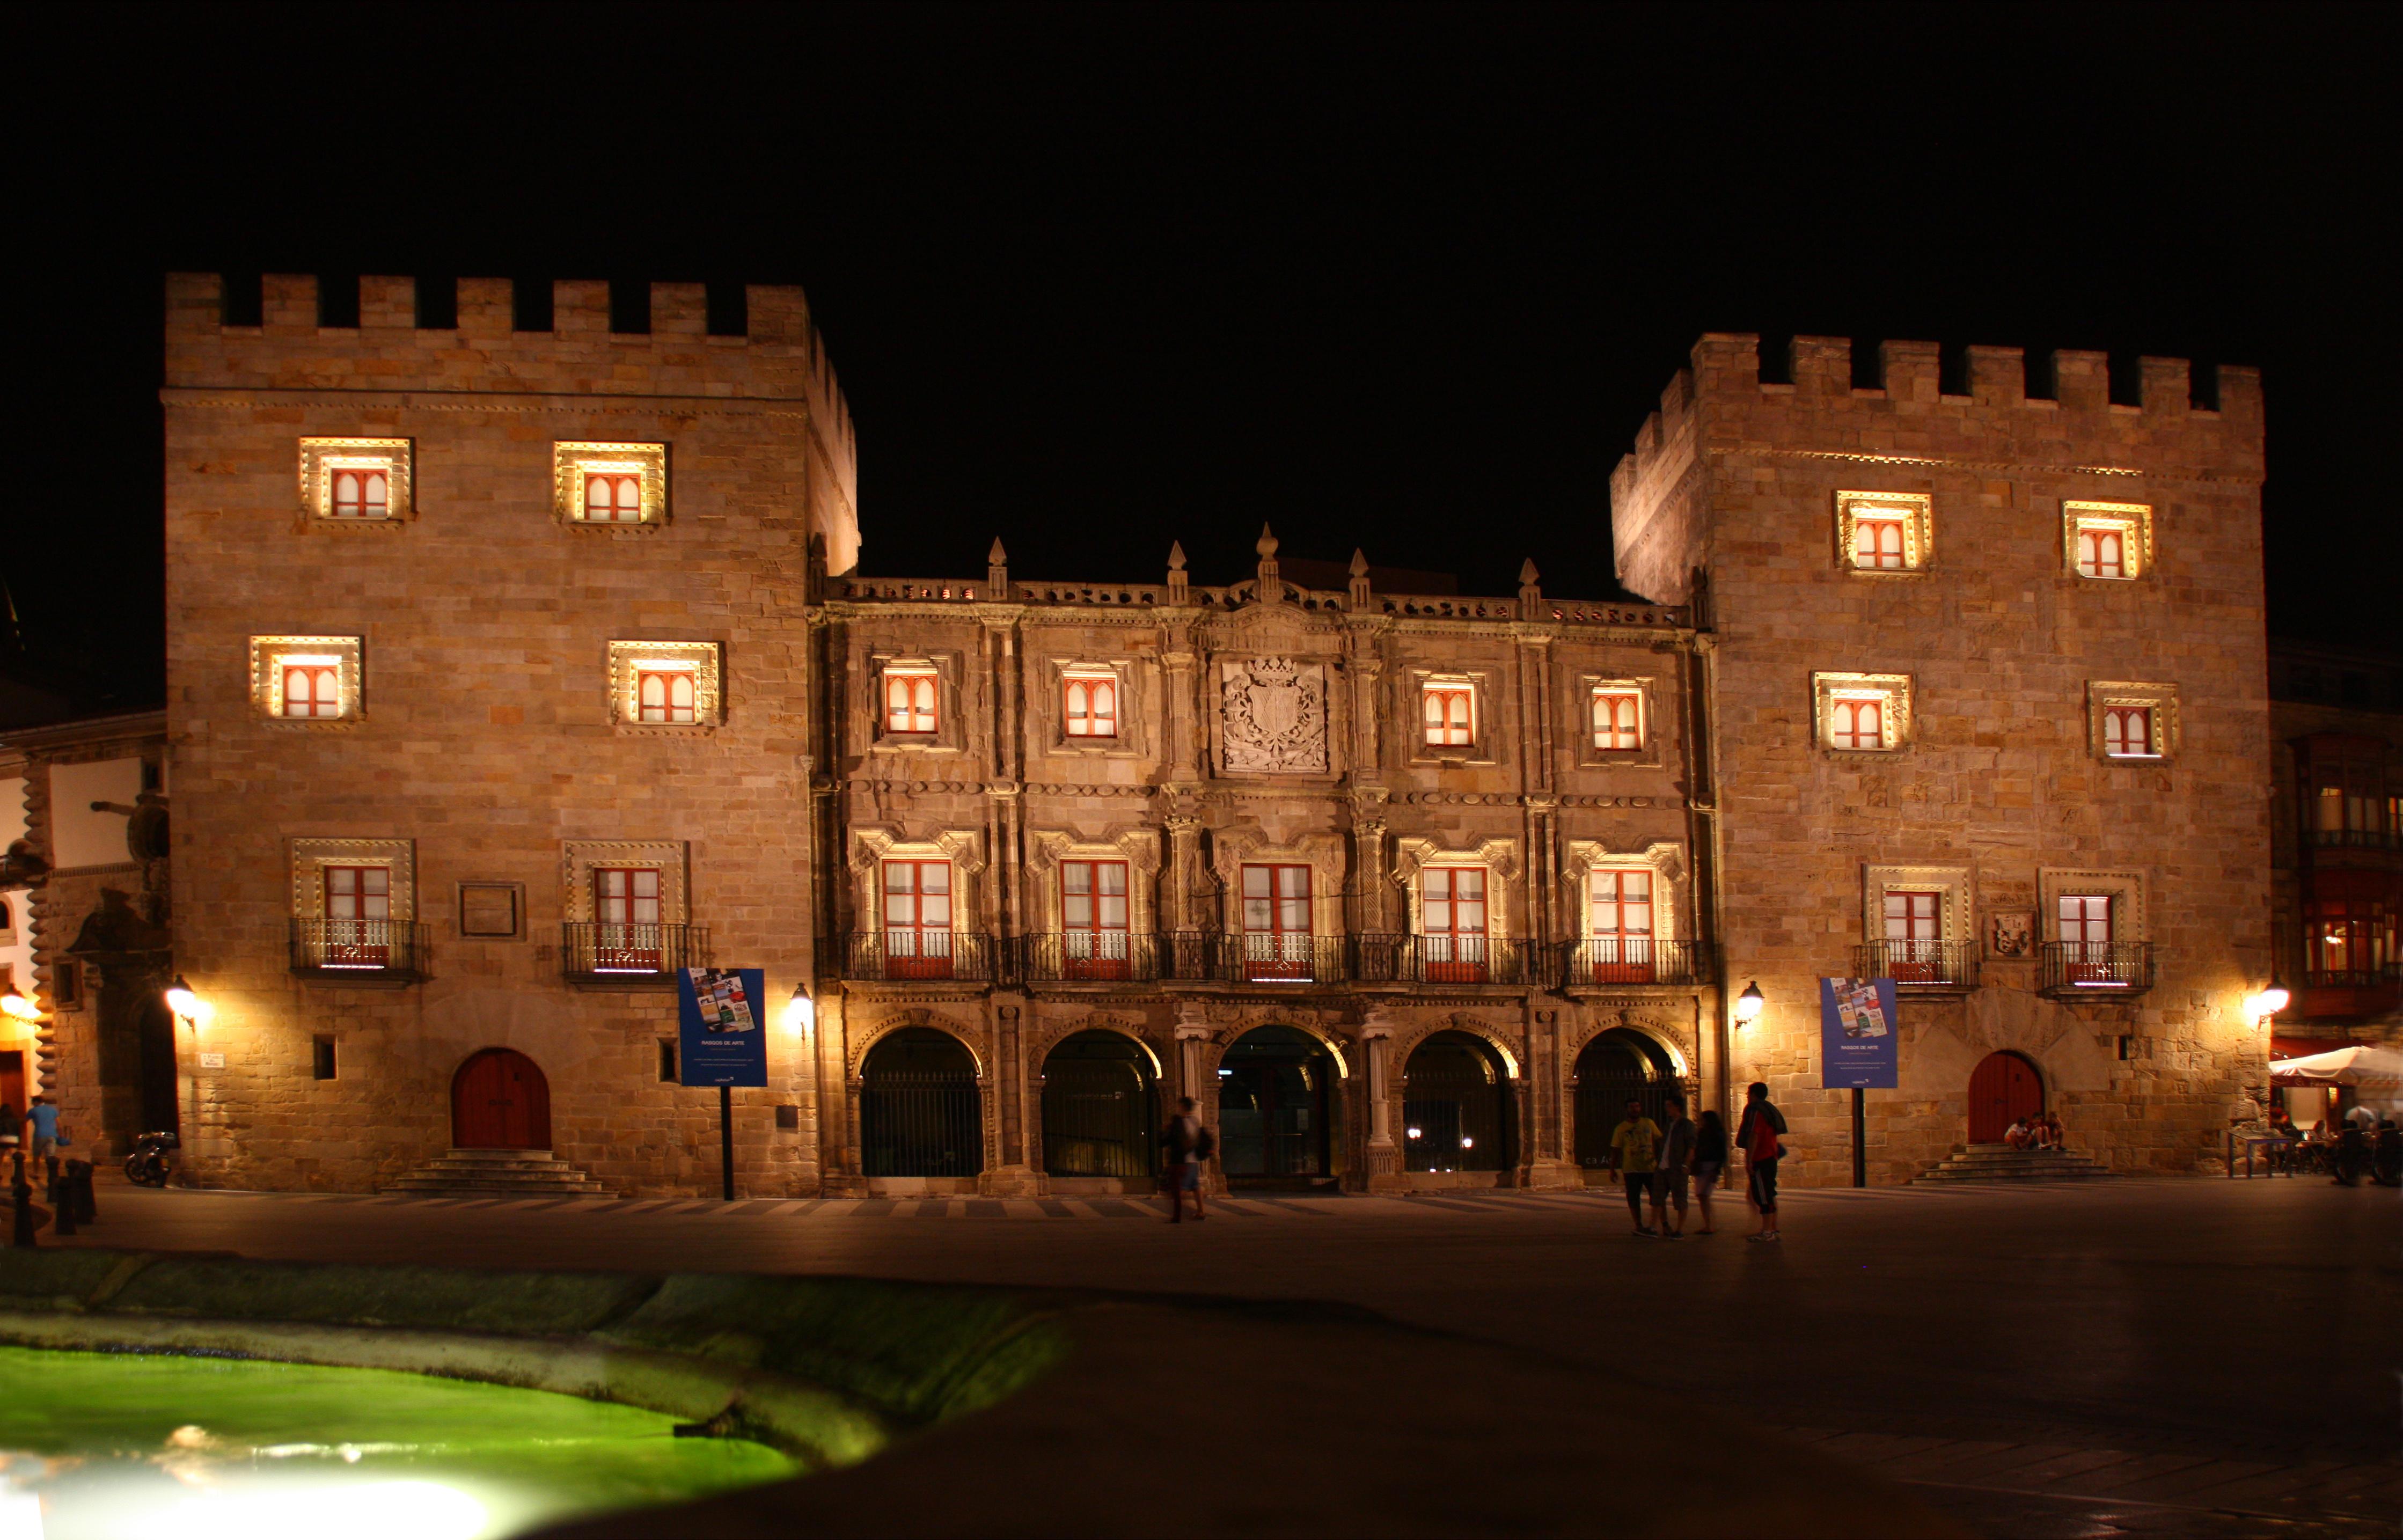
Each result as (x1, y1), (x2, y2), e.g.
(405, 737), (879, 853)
(1406, 1126), (1423, 1140)
(1733, 981), (1765, 1026)
(1, 988), (41, 1022)
(2245, 986), (2290, 1022)
(782, 981), (816, 1036)
(165, 974), (203, 1022)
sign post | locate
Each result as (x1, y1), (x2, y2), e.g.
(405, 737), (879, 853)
(677, 967), (769, 1201)
(1819, 977), (1900, 1189)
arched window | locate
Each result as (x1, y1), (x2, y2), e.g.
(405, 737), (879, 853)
(282, 664), (341, 718)
(884, 669), (938, 734)
(638, 668), (697, 723)
(2103, 706), (2153, 758)
(584, 472), (642, 522)
(331, 468), (388, 518)
(1853, 517), (1907, 569)
(1593, 690), (1641, 750)
(1066, 675), (1117, 737)
(1422, 685), (1472, 746)
(1831, 698), (1883, 750)
(2077, 527), (2124, 579)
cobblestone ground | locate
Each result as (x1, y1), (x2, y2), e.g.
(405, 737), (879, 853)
(43, 1175), (2403, 1538)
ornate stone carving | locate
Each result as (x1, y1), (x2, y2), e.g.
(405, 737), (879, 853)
(1220, 657), (1329, 774)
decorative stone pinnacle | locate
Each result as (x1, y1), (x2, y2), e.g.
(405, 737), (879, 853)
(1168, 540), (1186, 571)
(1350, 548), (1369, 577)
(988, 537), (1008, 566)
(1519, 558), (1540, 586)
(1256, 523), (1279, 559)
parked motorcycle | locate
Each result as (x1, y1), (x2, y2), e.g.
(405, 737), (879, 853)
(123, 1130), (179, 1187)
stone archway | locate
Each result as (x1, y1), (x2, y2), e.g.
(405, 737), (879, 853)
(859, 1026), (984, 1178)
(1573, 1029), (1676, 1170)
(1402, 1029), (1514, 1175)
(1217, 1025), (1337, 1186)
(1041, 1029), (1157, 1179)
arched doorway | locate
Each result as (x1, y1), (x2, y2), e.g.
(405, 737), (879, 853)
(1574, 1029), (1676, 1169)
(1042, 1031), (1156, 1178)
(1403, 1030), (1514, 1173)
(1968, 1051), (2043, 1143)
(1218, 1025), (1334, 1185)
(452, 1048), (551, 1149)
(860, 1028), (983, 1177)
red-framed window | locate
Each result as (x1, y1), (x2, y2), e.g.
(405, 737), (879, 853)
(2057, 894), (2118, 984)
(583, 472), (643, 523)
(1421, 867), (1490, 982)
(1423, 685), (1473, 747)
(1593, 691), (1641, 751)
(1066, 675), (1117, 738)
(595, 867), (663, 971)
(2103, 706), (2153, 758)
(2307, 895), (2395, 980)
(2076, 527), (2126, 579)
(282, 664), (341, 719)
(323, 866), (390, 967)
(1240, 864), (1313, 979)
(882, 860), (954, 977)
(1061, 859), (1130, 978)
(1853, 517), (1907, 570)
(1882, 890), (1941, 980)
(638, 668), (697, 724)
(1587, 869), (1655, 982)
(331, 468), (389, 519)
(884, 669), (937, 734)
(1830, 698), (1884, 750)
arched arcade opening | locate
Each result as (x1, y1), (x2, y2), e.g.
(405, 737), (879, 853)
(1402, 1030), (1514, 1174)
(1217, 1025), (1335, 1186)
(1573, 1029), (1677, 1170)
(1041, 1030), (1157, 1179)
(860, 1028), (984, 1177)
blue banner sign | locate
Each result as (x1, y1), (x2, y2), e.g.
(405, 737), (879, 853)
(1819, 976), (1900, 1089)
(677, 967), (769, 1087)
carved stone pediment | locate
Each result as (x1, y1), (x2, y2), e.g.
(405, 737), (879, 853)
(1220, 657), (1329, 774)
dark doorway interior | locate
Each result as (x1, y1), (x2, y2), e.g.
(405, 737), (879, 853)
(1218, 1025), (1334, 1186)
(860, 1027), (983, 1177)
(136, 995), (179, 1137)
(451, 1047), (551, 1149)
(1403, 1030), (1513, 1172)
(1967, 1051), (2043, 1143)
(1574, 1029), (1677, 1169)
(1041, 1030), (1156, 1178)
(1, 1050), (24, 1125)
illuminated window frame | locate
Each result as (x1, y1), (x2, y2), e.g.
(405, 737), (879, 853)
(2062, 501), (2153, 582)
(1835, 491), (1933, 575)
(250, 635), (364, 722)
(2087, 680), (2179, 762)
(1591, 685), (1644, 751)
(1420, 678), (1476, 748)
(606, 640), (722, 729)
(555, 442), (668, 526)
(298, 438), (412, 523)
(290, 837), (415, 926)
(1811, 671), (1910, 753)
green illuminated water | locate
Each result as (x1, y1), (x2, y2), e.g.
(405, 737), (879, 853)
(0, 1345), (800, 1539)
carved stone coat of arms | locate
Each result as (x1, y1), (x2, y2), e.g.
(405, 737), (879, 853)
(1220, 657), (1329, 773)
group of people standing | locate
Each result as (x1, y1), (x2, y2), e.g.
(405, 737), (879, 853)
(1606, 1082), (1787, 1243)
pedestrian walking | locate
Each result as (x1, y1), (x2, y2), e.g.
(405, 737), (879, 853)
(1652, 1094), (1695, 1238)
(24, 1098), (61, 1185)
(1690, 1109), (1727, 1235)
(1607, 1097), (1662, 1236)
(1160, 1096), (1212, 1223)
(1736, 1081), (1786, 1242)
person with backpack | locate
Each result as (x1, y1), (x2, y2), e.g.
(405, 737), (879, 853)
(1160, 1096), (1212, 1223)
(1735, 1080), (1787, 1242)
(1607, 1097), (1662, 1237)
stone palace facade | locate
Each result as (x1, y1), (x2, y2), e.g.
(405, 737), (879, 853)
(18, 274), (2274, 1196)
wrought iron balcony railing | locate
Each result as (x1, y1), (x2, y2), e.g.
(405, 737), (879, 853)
(290, 919), (429, 981)
(1220, 932), (1349, 985)
(1017, 932), (1162, 983)
(2038, 941), (2155, 996)
(2301, 963), (2401, 989)
(1852, 939), (1980, 989)
(844, 930), (1000, 983)
(1562, 937), (1704, 987)
(561, 922), (709, 984)
(1350, 933), (1538, 986)
(2307, 827), (2400, 850)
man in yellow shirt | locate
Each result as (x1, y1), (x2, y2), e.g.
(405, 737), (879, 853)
(1608, 1097), (1663, 1237)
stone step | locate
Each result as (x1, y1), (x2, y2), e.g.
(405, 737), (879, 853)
(377, 1147), (615, 1198)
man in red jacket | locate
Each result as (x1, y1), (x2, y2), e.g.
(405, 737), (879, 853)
(1736, 1081), (1787, 1243)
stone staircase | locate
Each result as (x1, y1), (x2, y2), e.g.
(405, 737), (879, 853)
(1914, 1143), (2115, 1184)
(378, 1148), (616, 1198)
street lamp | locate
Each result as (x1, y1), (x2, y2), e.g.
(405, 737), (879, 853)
(1733, 981), (1765, 1027)
(782, 980), (816, 1036)
(1, 988), (41, 1022)
(2244, 986), (2290, 1024)
(165, 975), (203, 1024)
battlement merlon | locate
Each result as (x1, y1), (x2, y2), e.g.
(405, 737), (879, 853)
(162, 272), (859, 555)
(1610, 331), (2265, 606)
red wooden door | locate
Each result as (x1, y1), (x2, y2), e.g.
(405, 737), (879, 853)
(452, 1049), (552, 1149)
(1967, 1052), (2042, 1143)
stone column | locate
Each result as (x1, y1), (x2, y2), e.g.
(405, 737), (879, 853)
(1523, 1004), (1578, 1189)
(984, 1001), (1040, 1197)
(1361, 1012), (1405, 1192)
(1164, 813), (1203, 938)
(1175, 1003), (1218, 1193)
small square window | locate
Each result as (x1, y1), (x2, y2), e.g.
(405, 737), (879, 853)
(1836, 491), (1932, 574)
(299, 438), (412, 522)
(1812, 672), (1910, 752)
(555, 442), (667, 525)
(1065, 672), (1118, 738)
(637, 666), (697, 723)
(658, 1038), (679, 1082)
(1422, 684), (1474, 746)
(2063, 501), (2151, 581)
(1592, 689), (1642, 750)
(607, 641), (721, 728)
(884, 666), (939, 734)
(2087, 681), (2178, 761)
(251, 636), (363, 722)
(2102, 706), (2154, 758)
(50, 960), (83, 1010)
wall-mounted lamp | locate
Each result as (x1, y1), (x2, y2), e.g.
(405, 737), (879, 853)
(1733, 981), (1765, 1027)
(782, 981), (816, 1036)
(2244, 986), (2290, 1024)
(1, 988), (43, 1023)
(165, 974), (204, 1025)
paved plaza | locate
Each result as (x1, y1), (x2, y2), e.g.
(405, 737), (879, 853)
(40, 1175), (2403, 1537)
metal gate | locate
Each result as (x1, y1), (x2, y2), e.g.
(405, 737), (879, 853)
(860, 1028), (983, 1177)
(1403, 1030), (1512, 1172)
(1573, 1029), (1676, 1168)
(1041, 1031), (1156, 1178)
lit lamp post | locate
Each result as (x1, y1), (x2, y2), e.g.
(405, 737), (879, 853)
(2246, 986), (2291, 1130)
(1733, 981), (1765, 1028)
(782, 981), (815, 1037)
(164, 976), (207, 1178)
(1, 988), (42, 1025)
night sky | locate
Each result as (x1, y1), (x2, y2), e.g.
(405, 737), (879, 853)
(12, 3), (2397, 713)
